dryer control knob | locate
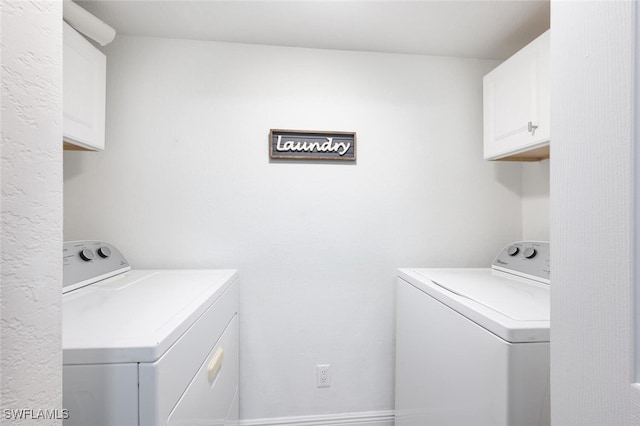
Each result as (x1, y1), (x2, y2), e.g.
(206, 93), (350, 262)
(524, 247), (537, 259)
(507, 246), (519, 256)
(79, 249), (95, 262)
(97, 246), (111, 258)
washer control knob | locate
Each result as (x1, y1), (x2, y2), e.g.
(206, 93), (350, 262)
(79, 249), (95, 262)
(507, 246), (519, 256)
(524, 247), (537, 259)
(97, 246), (111, 258)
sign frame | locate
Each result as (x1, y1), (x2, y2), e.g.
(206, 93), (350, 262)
(269, 129), (357, 161)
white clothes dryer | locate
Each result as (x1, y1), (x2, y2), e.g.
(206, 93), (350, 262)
(62, 241), (239, 426)
(395, 241), (550, 426)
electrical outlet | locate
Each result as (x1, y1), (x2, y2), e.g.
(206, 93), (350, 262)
(317, 364), (331, 388)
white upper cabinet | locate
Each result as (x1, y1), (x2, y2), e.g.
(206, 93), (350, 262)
(483, 30), (550, 161)
(63, 22), (106, 151)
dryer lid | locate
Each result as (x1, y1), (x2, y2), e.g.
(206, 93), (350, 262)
(63, 269), (238, 365)
(415, 268), (549, 321)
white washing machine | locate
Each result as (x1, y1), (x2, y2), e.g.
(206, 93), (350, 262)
(62, 241), (239, 426)
(395, 241), (550, 426)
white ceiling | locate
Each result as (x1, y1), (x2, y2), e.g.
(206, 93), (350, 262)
(77, 0), (550, 60)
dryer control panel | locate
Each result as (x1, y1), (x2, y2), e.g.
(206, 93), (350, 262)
(63, 240), (131, 293)
(492, 241), (550, 284)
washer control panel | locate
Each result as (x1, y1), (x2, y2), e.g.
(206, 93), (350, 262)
(492, 241), (550, 284)
(63, 240), (130, 293)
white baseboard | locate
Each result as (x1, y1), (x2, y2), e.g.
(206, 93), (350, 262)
(239, 410), (395, 426)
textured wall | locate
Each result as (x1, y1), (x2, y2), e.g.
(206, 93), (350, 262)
(551, 1), (639, 424)
(63, 36), (525, 420)
(1, 1), (63, 424)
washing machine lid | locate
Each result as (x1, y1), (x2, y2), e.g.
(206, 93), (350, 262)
(420, 269), (549, 321)
(63, 269), (238, 365)
(398, 268), (550, 343)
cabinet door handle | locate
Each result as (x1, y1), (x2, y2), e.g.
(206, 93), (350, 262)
(528, 121), (538, 135)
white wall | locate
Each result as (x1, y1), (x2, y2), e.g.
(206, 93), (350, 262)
(64, 36), (525, 420)
(522, 160), (550, 241)
(551, 1), (640, 424)
(1, 1), (63, 423)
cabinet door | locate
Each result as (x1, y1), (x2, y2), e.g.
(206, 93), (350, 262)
(484, 31), (549, 160)
(63, 22), (106, 151)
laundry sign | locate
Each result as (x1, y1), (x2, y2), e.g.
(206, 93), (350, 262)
(269, 129), (357, 161)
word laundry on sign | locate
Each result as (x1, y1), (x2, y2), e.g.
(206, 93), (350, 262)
(275, 135), (351, 156)
(269, 129), (357, 161)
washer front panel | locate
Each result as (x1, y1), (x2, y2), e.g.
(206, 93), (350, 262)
(395, 279), (550, 426)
